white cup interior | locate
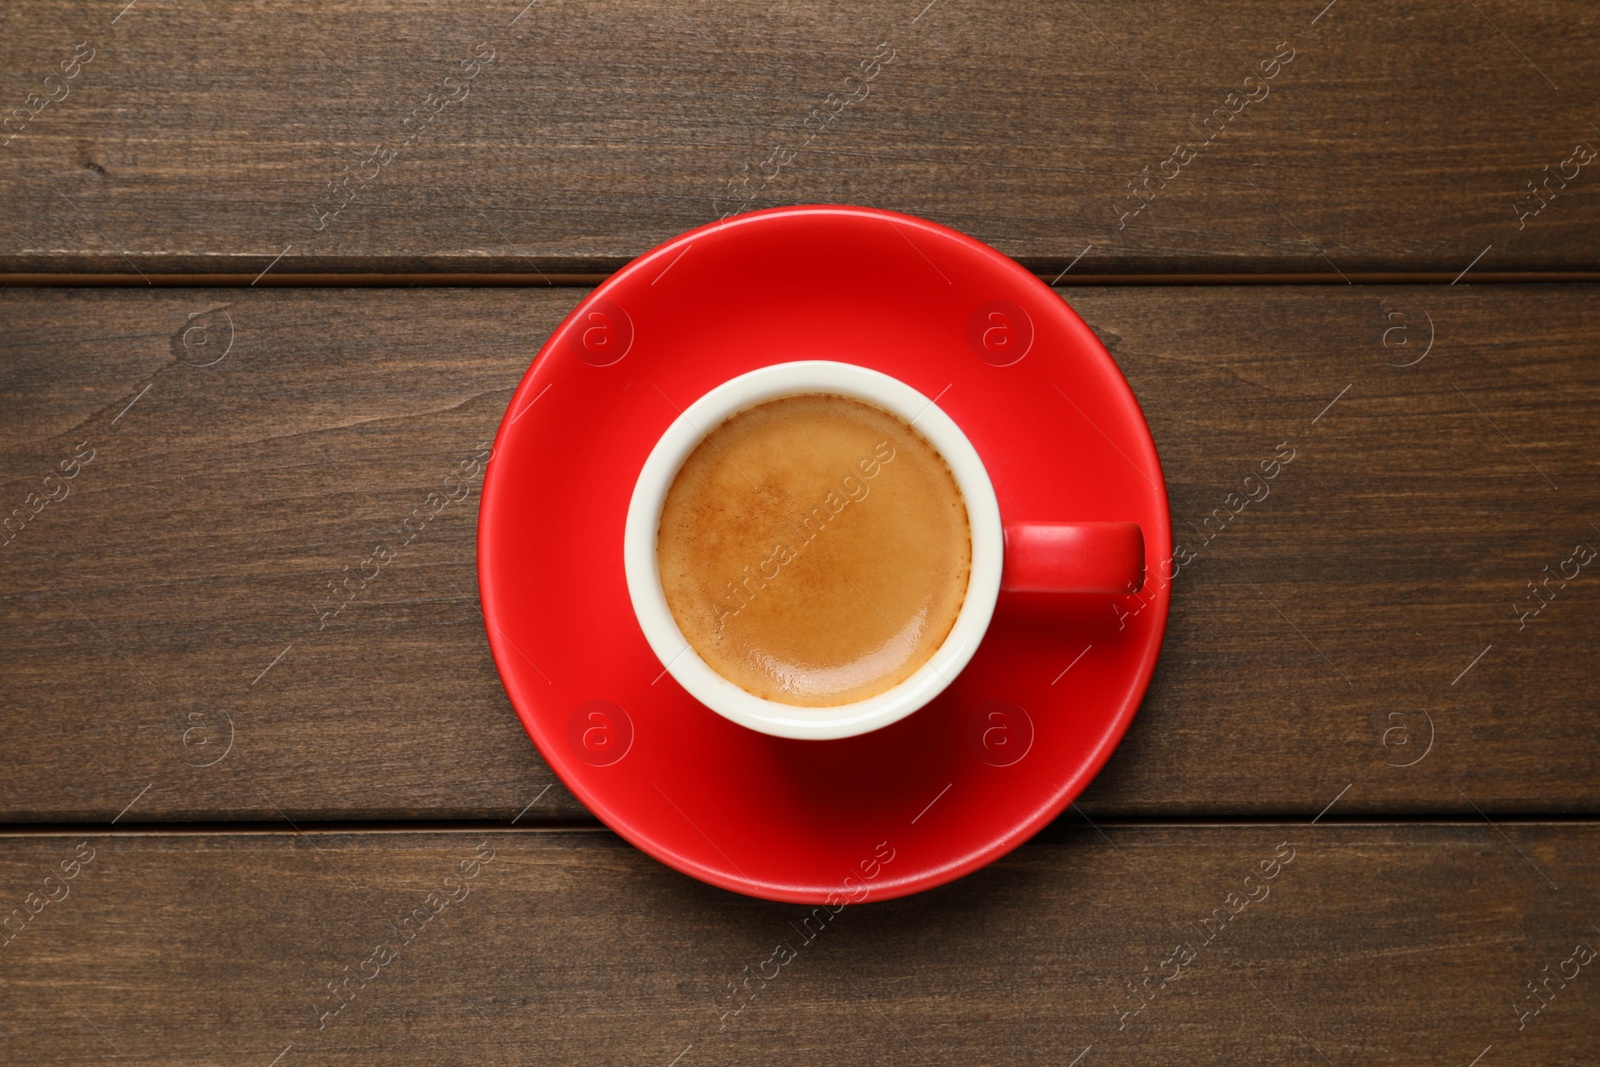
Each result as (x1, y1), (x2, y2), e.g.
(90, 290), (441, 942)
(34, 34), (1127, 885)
(623, 361), (1002, 741)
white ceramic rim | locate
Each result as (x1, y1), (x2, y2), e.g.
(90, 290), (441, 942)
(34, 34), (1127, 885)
(623, 361), (1003, 741)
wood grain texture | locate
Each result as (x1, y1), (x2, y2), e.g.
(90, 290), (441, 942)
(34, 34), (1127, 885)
(2, 285), (1596, 823)
(0, 824), (1595, 1065)
(2, 0), (1599, 276)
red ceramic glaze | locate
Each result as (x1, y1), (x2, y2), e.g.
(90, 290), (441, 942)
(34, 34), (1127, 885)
(1002, 521), (1146, 595)
(478, 205), (1172, 903)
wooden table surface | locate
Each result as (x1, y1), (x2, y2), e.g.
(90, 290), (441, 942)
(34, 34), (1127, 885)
(2, 2), (1596, 1063)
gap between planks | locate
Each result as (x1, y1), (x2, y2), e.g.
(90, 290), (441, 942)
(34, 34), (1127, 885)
(4, 814), (1600, 837)
(4, 271), (1600, 288)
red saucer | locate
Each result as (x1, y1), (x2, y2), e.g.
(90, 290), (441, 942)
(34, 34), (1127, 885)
(478, 206), (1171, 903)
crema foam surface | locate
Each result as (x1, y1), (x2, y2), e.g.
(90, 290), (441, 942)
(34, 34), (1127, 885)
(658, 393), (971, 707)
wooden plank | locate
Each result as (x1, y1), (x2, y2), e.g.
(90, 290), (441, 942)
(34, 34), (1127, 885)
(0, 824), (1595, 1064)
(2, 1), (1599, 276)
(1, 285), (1597, 822)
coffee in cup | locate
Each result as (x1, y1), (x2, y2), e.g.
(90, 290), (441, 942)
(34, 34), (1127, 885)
(657, 393), (971, 706)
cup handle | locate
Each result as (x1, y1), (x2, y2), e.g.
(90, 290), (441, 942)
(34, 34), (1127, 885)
(1001, 522), (1145, 595)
